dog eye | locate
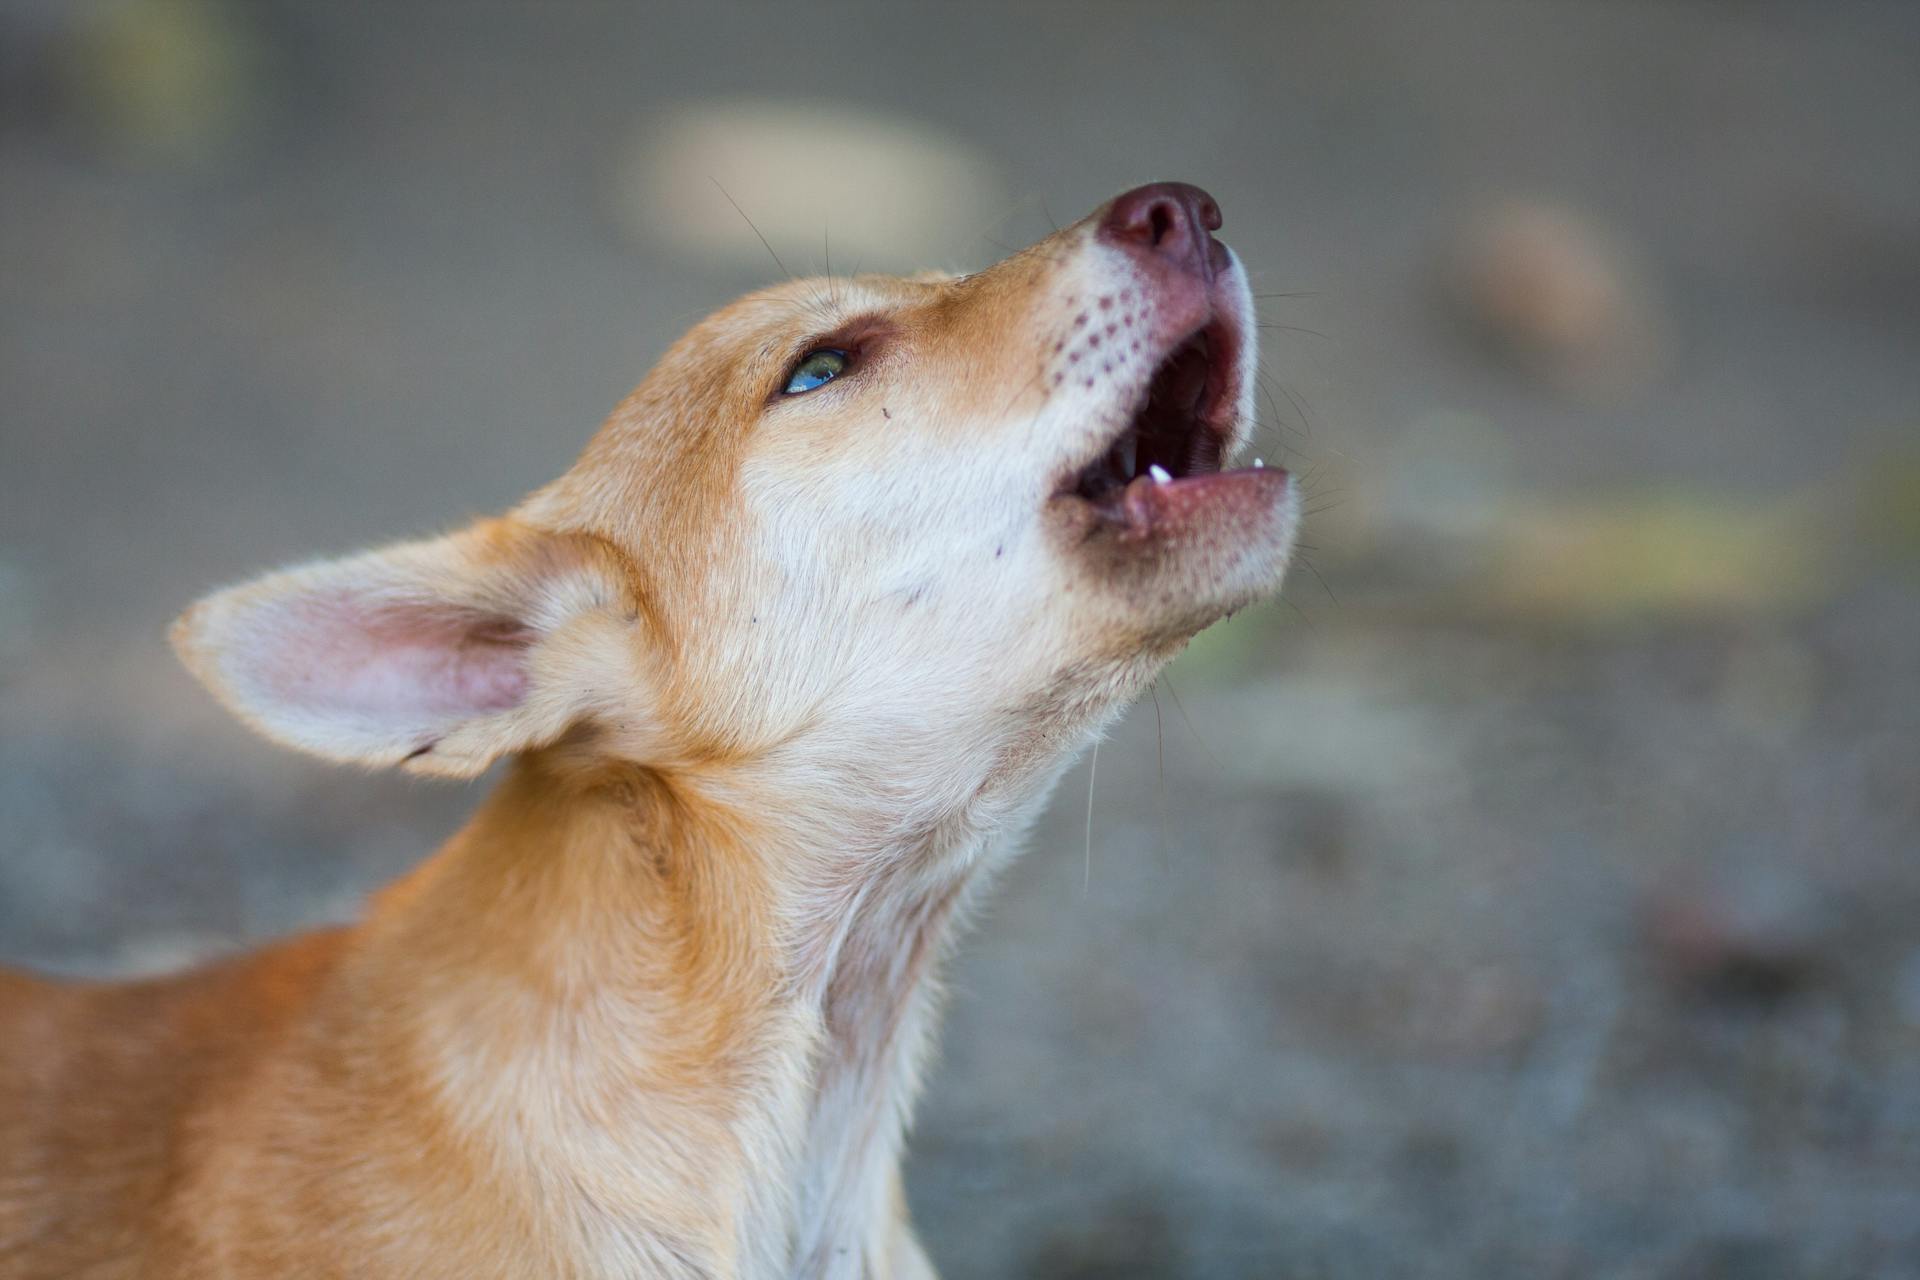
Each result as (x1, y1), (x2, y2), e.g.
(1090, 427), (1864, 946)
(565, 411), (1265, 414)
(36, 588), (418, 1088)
(782, 349), (849, 395)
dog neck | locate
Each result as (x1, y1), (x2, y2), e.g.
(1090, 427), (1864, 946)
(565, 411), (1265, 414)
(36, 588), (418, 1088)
(350, 740), (1064, 1276)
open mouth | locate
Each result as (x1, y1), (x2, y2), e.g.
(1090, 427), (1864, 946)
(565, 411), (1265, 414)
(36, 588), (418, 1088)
(1062, 317), (1253, 526)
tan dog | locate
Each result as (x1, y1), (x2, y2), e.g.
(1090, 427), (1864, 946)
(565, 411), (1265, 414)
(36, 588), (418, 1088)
(0, 183), (1298, 1279)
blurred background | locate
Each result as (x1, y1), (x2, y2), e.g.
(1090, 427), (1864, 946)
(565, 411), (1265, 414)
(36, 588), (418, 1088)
(3, 1), (1918, 1275)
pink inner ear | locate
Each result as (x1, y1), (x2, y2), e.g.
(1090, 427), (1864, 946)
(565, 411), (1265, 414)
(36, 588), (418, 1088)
(261, 596), (533, 729)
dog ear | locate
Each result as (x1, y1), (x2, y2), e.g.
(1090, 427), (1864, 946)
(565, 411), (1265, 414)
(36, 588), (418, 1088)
(171, 518), (639, 778)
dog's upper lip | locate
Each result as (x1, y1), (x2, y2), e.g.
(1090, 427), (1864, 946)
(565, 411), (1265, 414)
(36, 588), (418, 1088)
(1054, 299), (1244, 510)
(1047, 263), (1294, 546)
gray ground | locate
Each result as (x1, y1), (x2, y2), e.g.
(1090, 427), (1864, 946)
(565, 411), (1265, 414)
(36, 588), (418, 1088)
(3, 2), (1918, 1276)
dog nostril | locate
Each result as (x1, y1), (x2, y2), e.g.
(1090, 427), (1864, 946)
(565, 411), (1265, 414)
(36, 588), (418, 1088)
(1148, 201), (1176, 247)
(1099, 182), (1223, 278)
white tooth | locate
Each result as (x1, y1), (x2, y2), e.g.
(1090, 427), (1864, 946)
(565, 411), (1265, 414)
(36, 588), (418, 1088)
(1148, 463), (1172, 485)
(1120, 436), (1137, 477)
(1254, 457), (1265, 469)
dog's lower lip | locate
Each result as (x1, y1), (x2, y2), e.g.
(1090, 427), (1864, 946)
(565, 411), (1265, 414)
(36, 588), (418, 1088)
(1105, 465), (1291, 539)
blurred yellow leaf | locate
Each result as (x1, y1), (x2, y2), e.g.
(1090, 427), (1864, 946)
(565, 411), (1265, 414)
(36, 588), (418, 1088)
(1856, 444), (1920, 565)
(1481, 492), (1827, 624)
(64, 0), (259, 163)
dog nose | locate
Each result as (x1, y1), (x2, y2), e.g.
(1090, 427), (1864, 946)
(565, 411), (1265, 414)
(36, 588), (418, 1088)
(1098, 182), (1229, 280)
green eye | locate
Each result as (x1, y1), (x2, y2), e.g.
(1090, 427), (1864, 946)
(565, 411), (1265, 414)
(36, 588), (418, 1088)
(783, 349), (849, 395)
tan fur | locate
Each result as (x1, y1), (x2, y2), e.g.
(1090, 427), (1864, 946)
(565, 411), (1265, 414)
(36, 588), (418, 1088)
(0, 190), (1298, 1278)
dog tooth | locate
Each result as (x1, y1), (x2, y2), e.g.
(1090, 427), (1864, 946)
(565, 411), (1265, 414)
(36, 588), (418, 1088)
(1253, 457), (1264, 469)
(1148, 464), (1172, 485)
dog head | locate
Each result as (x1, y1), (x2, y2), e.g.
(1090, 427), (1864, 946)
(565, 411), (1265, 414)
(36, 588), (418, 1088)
(175, 184), (1299, 811)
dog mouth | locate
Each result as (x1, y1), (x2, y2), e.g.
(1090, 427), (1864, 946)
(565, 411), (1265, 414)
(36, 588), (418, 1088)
(1059, 315), (1266, 533)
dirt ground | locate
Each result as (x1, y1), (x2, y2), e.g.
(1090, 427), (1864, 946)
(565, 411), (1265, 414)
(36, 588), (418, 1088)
(3, 2), (1918, 1276)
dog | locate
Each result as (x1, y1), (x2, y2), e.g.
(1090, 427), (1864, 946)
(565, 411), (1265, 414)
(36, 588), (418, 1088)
(0, 182), (1298, 1278)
